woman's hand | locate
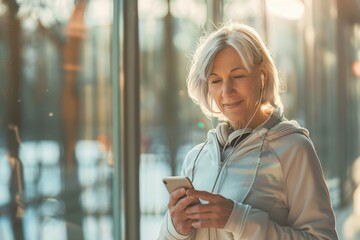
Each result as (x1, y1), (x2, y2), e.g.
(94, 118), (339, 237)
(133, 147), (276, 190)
(185, 189), (234, 229)
(168, 188), (200, 235)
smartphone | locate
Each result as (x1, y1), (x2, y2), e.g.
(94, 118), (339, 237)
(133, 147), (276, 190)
(162, 176), (194, 194)
(163, 176), (200, 206)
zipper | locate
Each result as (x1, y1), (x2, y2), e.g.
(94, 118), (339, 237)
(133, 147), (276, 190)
(217, 159), (225, 172)
(212, 130), (265, 193)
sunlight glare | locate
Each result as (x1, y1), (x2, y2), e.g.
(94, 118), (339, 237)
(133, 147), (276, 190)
(138, 0), (168, 19)
(170, 0), (206, 27)
(85, 0), (113, 27)
(267, 0), (304, 20)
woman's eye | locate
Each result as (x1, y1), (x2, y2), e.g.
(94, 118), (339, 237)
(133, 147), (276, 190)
(209, 79), (221, 84)
(233, 75), (245, 79)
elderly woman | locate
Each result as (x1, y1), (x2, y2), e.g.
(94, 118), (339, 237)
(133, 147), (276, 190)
(158, 23), (338, 240)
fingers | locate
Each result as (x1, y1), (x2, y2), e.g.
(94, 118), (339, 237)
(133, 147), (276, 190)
(168, 188), (186, 207)
(186, 202), (232, 222)
(174, 219), (194, 235)
(169, 189), (234, 230)
(184, 191), (234, 229)
(168, 188), (198, 210)
(186, 203), (232, 229)
(186, 189), (227, 204)
(186, 202), (227, 214)
(186, 189), (213, 201)
(167, 188), (199, 235)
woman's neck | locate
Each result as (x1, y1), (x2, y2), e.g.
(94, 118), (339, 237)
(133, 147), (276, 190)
(230, 107), (272, 130)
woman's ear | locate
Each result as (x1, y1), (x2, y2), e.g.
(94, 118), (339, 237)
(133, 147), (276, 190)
(259, 69), (268, 89)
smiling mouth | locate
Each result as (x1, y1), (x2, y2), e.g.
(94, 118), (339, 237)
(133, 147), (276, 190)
(223, 100), (243, 109)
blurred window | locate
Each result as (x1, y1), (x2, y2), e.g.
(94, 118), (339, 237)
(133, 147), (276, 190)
(138, 0), (212, 238)
(1, 0), (359, 239)
(0, 0), (116, 239)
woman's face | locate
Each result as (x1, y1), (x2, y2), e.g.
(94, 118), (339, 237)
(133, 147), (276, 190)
(208, 47), (265, 128)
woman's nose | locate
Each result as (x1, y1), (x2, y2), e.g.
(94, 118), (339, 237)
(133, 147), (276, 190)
(222, 80), (235, 97)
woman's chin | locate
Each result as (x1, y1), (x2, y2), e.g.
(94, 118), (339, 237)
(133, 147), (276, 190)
(224, 112), (248, 124)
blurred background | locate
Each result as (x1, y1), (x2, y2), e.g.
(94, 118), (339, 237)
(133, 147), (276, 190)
(0, 0), (360, 239)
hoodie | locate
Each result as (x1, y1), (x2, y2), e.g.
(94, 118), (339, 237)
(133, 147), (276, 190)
(158, 109), (338, 240)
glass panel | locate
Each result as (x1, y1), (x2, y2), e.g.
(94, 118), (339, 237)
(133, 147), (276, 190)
(138, 0), (210, 238)
(352, 24), (360, 158)
(259, 0), (342, 203)
(0, 0), (116, 239)
(223, 0), (340, 180)
(223, 0), (264, 33)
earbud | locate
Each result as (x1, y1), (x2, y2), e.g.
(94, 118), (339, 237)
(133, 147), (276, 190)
(260, 74), (264, 89)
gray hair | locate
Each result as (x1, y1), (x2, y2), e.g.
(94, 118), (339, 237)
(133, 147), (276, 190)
(186, 22), (283, 120)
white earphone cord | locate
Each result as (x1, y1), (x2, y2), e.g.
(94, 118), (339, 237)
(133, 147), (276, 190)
(212, 81), (264, 193)
(222, 78), (264, 153)
(191, 76), (265, 187)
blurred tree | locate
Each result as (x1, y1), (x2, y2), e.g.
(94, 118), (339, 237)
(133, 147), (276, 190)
(163, 0), (179, 175)
(3, 0), (87, 169)
(3, 0), (22, 159)
(61, 0), (87, 169)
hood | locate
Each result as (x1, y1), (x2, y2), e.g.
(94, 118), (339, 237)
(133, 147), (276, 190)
(213, 108), (309, 147)
(266, 119), (309, 141)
